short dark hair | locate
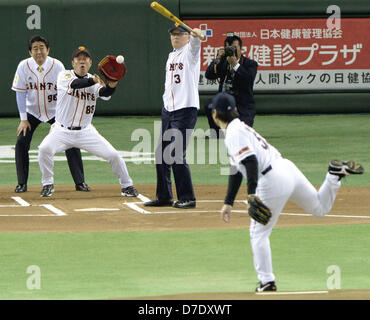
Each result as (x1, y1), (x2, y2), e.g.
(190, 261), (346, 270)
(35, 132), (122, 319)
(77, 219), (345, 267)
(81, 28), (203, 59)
(28, 35), (49, 51)
(224, 35), (242, 48)
(214, 108), (239, 124)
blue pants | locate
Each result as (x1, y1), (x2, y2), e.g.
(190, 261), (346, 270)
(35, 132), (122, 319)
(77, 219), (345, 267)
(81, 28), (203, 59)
(155, 107), (197, 201)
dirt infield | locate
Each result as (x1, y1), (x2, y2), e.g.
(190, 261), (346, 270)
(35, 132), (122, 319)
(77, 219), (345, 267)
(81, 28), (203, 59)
(0, 184), (369, 233)
(1, 184), (369, 300)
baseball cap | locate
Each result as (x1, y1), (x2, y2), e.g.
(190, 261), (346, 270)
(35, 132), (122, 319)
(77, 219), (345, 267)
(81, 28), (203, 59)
(210, 92), (236, 112)
(168, 23), (190, 34)
(72, 46), (91, 59)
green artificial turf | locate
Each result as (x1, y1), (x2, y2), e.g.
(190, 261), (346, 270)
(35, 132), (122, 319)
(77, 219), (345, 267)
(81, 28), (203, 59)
(0, 114), (369, 187)
(0, 224), (368, 299)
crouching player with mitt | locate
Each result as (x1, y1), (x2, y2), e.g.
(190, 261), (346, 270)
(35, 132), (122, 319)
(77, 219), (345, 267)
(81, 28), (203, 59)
(211, 92), (364, 292)
(38, 46), (138, 198)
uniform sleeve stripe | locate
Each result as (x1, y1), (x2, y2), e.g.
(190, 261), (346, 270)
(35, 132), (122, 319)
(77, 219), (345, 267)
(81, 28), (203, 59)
(11, 86), (27, 91)
(234, 146), (249, 157)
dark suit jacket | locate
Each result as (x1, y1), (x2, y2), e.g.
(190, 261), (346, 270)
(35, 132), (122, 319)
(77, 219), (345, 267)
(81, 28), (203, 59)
(205, 55), (258, 109)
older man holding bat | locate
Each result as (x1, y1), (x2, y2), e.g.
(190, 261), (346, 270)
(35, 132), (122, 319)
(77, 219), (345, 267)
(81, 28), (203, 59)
(144, 23), (204, 209)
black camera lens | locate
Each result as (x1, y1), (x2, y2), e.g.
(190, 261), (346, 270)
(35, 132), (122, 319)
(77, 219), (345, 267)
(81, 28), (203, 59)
(225, 46), (237, 57)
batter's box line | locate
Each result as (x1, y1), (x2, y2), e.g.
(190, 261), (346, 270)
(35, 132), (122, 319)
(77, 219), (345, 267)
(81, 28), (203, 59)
(123, 198), (370, 219)
(123, 199), (249, 215)
(0, 197), (67, 217)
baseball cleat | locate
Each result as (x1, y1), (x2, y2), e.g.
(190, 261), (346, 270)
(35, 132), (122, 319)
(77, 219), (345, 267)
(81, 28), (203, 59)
(75, 182), (91, 192)
(173, 200), (196, 209)
(121, 185), (139, 197)
(256, 281), (277, 292)
(40, 184), (54, 197)
(15, 184), (27, 193)
(328, 160), (364, 178)
(144, 199), (174, 207)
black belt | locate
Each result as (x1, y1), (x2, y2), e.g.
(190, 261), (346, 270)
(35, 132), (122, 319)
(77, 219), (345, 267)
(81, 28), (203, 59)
(261, 164), (272, 175)
(61, 124), (82, 130)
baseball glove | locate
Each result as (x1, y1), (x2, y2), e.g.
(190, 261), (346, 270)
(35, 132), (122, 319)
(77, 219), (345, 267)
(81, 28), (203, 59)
(247, 195), (272, 225)
(97, 55), (126, 82)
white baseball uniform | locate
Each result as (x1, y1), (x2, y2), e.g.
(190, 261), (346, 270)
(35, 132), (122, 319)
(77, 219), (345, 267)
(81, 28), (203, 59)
(11, 56), (65, 121)
(38, 70), (133, 188)
(162, 36), (201, 111)
(225, 118), (341, 284)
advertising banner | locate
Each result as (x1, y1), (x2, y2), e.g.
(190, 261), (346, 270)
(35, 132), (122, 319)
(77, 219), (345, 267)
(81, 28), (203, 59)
(185, 18), (370, 92)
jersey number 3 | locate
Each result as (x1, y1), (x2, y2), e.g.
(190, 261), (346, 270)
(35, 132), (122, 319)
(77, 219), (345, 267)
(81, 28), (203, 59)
(174, 74), (181, 84)
(253, 131), (269, 150)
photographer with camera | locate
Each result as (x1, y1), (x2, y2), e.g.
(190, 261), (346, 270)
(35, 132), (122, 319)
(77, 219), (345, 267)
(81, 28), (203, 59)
(204, 35), (258, 137)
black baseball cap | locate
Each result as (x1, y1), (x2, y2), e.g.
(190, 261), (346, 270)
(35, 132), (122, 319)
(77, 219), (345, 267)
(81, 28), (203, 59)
(72, 46), (91, 59)
(210, 92), (236, 112)
(168, 23), (190, 34)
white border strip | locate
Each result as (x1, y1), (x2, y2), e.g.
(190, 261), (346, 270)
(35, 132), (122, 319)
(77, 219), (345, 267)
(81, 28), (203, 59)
(40, 204), (67, 216)
(74, 208), (120, 212)
(137, 194), (151, 203)
(281, 212), (370, 219)
(256, 290), (329, 295)
(0, 205), (24, 208)
(0, 214), (54, 217)
(11, 196), (30, 206)
(124, 202), (151, 214)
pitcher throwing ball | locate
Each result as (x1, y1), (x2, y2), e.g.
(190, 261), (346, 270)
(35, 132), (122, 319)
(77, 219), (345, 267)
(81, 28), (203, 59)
(211, 92), (364, 292)
(38, 46), (138, 198)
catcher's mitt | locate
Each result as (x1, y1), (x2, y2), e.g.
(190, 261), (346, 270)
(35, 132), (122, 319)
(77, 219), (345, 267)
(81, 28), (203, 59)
(247, 195), (272, 225)
(97, 55), (126, 82)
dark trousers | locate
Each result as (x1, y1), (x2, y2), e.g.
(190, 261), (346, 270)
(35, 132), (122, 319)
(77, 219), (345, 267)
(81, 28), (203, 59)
(155, 107), (197, 201)
(204, 98), (256, 128)
(15, 113), (85, 185)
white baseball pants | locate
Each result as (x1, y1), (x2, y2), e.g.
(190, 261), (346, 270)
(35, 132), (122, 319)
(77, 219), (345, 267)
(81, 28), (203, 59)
(251, 157), (341, 285)
(38, 122), (133, 188)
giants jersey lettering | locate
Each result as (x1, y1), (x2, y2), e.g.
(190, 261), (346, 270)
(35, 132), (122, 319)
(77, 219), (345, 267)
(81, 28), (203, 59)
(225, 118), (281, 178)
(55, 70), (109, 128)
(11, 56), (65, 122)
(162, 36), (201, 111)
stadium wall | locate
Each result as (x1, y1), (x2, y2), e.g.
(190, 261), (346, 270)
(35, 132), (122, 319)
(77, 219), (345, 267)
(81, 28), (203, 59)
(0, 0), (369, 117)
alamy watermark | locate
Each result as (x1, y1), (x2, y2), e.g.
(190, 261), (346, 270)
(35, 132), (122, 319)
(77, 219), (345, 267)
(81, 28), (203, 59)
(326, 265), (341, 290)
(326, 5), (341, 30)
(130, 121), (234, 175)
(26, 265), (41, 290)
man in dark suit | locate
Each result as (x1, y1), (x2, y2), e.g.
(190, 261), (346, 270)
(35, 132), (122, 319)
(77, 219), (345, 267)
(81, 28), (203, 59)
(204, 35), (258, 137)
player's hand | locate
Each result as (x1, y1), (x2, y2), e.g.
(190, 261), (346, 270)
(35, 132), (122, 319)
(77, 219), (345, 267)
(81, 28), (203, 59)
(221, 204), (232, 223)
(17, 120), (31, 137)
(93, 74), (105, 87)
(191, 28), (205, 40)
(107, 80), (118, 88)
(226, 55), (238, 67)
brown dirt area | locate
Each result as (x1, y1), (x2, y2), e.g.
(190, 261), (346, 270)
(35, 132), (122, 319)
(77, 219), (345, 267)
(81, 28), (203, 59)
(0, 184), (369, 233)
(0, 184), (369, 300)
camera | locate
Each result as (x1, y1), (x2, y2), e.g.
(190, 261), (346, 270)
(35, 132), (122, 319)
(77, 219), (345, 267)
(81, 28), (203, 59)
(225, 46), (237, 57)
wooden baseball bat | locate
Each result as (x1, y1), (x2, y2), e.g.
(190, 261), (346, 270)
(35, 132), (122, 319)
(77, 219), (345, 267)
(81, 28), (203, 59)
(150, 1), (194, 33)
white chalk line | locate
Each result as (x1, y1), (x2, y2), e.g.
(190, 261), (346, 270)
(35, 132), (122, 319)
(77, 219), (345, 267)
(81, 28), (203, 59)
(256, 290), (329, 296)
(11, 196), (30, 206)
(0, 196), (67, 217)
(137, 193), (151, 203)
(124, 202), (151, 214)
(40, 204), (67, 216)
(122, 198), (370, 219)
(74, 208), (120, 212)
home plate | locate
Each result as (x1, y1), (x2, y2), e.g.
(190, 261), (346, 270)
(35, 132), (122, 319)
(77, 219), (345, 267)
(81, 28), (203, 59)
(74, 208), (120, 212)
